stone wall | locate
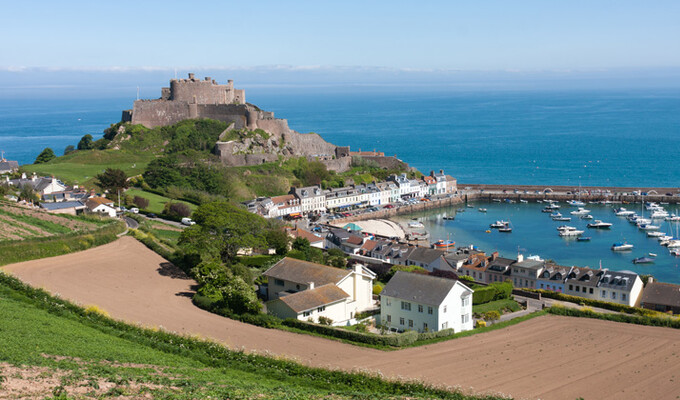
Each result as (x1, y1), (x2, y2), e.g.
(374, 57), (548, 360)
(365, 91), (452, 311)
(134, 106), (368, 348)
(353, 155), (409, 170)
(130, 100), (191, 127)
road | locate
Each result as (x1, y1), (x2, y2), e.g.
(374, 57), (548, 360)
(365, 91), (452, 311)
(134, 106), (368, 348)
(4, 237), (680, 400)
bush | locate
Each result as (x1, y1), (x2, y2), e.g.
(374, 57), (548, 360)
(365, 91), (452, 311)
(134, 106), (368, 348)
(548, 306), (680, 329)
(476, 320), (487, 328)
(484, 311), (501, 321)
(133, 195), (150, 209)
(491, 281), (513, 300)
(472, 286), (496, 305)
(165, 202), (192, 218)
(282, 319), (419, 347)
(417, 328), (455, 341)
(318, 316), (333, 326)
(458, 275), (474, 282)
(34, 147), (56, 164)
(373, 283), (384, 295)
(530, 289), (653, 316)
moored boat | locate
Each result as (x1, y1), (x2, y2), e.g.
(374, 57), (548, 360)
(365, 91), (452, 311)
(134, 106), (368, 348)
(587, 220), (613, 229)
(612, 242), (634, 251)
(478, 208), (487, 212)
(577, 237), (591, 241)
(633, 257), (654, 264)
(433, 239), (455, 249)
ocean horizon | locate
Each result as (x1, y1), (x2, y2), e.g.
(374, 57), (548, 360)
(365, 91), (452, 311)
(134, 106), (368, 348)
(1, 87), (679, 188)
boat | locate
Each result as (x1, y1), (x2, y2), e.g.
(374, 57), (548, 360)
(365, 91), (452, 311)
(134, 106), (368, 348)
(519, 199), (528, 203)
(491, 199), (501, 203)
(668, 240), (680, 249)
(570, 207), (591, 215)
(466, 204), (474, 208)
(671, 249), (680, 256)
(504, 199), (516, 204)
(457, 208), (466, 212)
(542, 208), (555, 213)
(647, 231), (664, 237)
(550, 212), (562, 218)
(614, 207), (636, 216)
(666, 214), (680, 222)
(650, 210), (669, 219)
(490, 220), (509, 228)
(648, 253), (657, 257)
(552, 216), (572, 221)
(559, 227), (584, 237)
(638, 224), (660, 231)
(547, 203), (561, 209)
(408, 221), (424, 228)
(567, 200), (586, 207)
(633, 257), (655, 264)
(443, 216), (455, 220)
(557, 225), (576, 231)
(612, 242), (634, 251)
(587, 220), (613, 229)
(485, 229), (491, 233)
(577, 237), (591, 242)
(580, 214), (594, 220)
(433, 239), (455, 249)
(536, 200), (543, 203)
(478, 208), (487, 212)
(498, 226), (512, 233)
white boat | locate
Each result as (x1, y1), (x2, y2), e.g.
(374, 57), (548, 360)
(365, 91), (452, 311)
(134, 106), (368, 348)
(408, 221), (424, 228)
(567, 200), (586, 207)
(550, 212), (562, 218)
(587, 220), (612, 229)
(490, 220), (509, 228)
(570, 207), (591, 215)
(612, 242), (634, 251)
(580, 214), (594, 220)
(553, 216), (572, 221)
(658, 235), (674, 241)
(645, 202), (662, 211)
(638, 224), (660, 231)
(647, 231), (665, 237)
(559, 227), (584, 237)
(519, 199), (528, 203)
(649, 252), (658, 257)
(547, 203), (561, 209)
(632, 218), (652, 225)
(478, 208), (488, 212)
(650, 210), (669, 219)
(665, 214), (680, 222)
(614, 207), (636, 216)
(671, 249), (680, 256)
(557, 225), (577, 231)
(491, 199), (501, 203)
(668, 240), (680, 249)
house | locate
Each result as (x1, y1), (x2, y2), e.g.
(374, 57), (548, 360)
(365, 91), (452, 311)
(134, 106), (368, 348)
(485, 254), (514, 283)
(0, 157), (19, 174)
(8, 173), (68, 196)
(595, 269), (643, 307)
(289, 228), (324, 249)
(404, 246), (449, 272)
(640, 278), (680, 314)
(511, 256), (545, 289)
(536, 264), (570, 292)
(380, 271), (474, 333)
(289, 185), (326, 214)
(563, 267), (600, 299)
(458, 253), (490, 282)
(269, 194), (300, 218)
(85, 197), (117, 218)
(367, 240), (416, 265)
(263, 257), (376, 325)
(40, 200), (86, 215)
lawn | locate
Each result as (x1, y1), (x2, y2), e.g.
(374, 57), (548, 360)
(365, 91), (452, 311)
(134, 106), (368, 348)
(0, 272), (494, 400)
(126, 188), (198, 214)
(21, 149), (156, 186)
(472, 299), (522, 315)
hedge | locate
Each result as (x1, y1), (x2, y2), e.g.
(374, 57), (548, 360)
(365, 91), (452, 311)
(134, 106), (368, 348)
(282, 319), (419, 347)
(192, 293), (282, 329)
(548, 306), (680, 329)
(472, 281), (513, 305)
(530, 289), (658, 316)
(417, 328), (455, 341)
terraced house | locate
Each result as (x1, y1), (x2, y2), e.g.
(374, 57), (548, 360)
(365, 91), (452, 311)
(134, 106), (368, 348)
(289, 185), (325, 214)
(380, 271), (473, 333)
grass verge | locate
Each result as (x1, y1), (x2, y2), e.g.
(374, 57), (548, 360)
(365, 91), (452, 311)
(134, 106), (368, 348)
(126, 188), (198, 214)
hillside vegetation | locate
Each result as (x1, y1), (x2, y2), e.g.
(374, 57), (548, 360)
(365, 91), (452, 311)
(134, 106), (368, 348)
(20, 118), (413, 203)
(0, 272), (499, 400)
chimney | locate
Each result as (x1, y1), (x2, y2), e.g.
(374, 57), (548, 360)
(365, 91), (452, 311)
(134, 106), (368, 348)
(648, 276), (654, 284)
(491, 251), (499, 261)
(21, 172), (26, 179)
(308, 282), (315, 290)
(440, 169), (444, 175)
(31, 173), (37, 182)
(517, 254), (524, 263)
(354, 263), (363, 275)
(188, 73), (195, 80)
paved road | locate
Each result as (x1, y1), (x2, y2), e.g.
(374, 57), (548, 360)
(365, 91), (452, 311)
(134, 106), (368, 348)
(4, 238), (680, 400)
(123, 216), (139, 229)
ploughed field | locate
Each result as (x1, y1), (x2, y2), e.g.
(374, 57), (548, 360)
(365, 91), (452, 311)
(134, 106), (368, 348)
(0, 204), (97, 241)
(4, 237), (680, 400)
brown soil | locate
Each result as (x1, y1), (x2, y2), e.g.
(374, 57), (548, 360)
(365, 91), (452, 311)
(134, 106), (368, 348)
(0, 204), (95, 231)
(4, 237), (680, 400)
(0, 214), (51, 237)
(0, 221), (25, 241)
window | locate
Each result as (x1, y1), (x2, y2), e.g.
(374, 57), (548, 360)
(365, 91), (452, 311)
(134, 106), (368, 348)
(423, 322), (428, 330)
(462, 314), (469, 324)
(569, 284), (573, 291)
(303, 311), (311, 317)
(428, 306), (433, 315)
(418, 304), (424, 313)
(385, 298), (391, 306)
(575, 285), (579, 292)
(622, 293), (627, 301)
(408, 319), (413, 328)
(582, 286), (587, 293)
(525, 280), (529, 287)
(386, 315), (391, 323)
(399, 317), (405, 325)
(274, 279), (284, 286)
(441, 322), (448, 329)
(589, 288), (593, 294)
(601, 290), (607, 298)
(612, 292), (617, 300)
(540, 283), (544, 289)
(401, 301), (411, 311)
(443, 305), (447, 313)
(462, 296), (469, 307)
(317, 306), (325, 312)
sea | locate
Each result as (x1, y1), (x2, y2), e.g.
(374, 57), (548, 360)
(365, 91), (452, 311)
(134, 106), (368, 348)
(1, 88), (680, 281)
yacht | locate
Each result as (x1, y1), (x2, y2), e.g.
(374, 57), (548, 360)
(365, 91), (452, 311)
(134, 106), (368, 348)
(612, 242), (634, 251)
(408, 221), (424, 228)
(547, 203), (561, 209)
(577, 236), (591, 242)
(647, 231), (665, 238)
(650, 210), (669, 219)
(666, 214), (680, 222)
(542, 207), (555, 213)
(587, 220), (613, 229)
(478, 208), (488, 213)
(567, 200), (586, 207)
(633, 257), (655, 264)
(671, 249), (680, 256)
(519, 199), (528, 204)
(552, 216), (572, 221)
(490, 220), (509, 229)
(559, 227), (584, 237)
(638, 223), (660, 231)
(580, 214), (594, 220)
(667, 240), (680, 249)
(570, 208), (591, 215)
(557, 225), (577, 231)
(498, 226), (513, 233)
(614, 207), (636, 216)
(491, 199), (501, 203)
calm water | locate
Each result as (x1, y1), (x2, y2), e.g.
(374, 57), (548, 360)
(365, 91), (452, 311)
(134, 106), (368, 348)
(395, 201), (680, 284)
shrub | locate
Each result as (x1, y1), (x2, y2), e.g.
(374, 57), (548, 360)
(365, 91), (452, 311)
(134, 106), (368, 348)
(530, 289), (652, 316)
(417, 328), (455, 341)
(133, 195), (150, 209)
(472, 286), (496, 305)
(458, 275), (474, 282)
(165, 202), (192, 218)
(548, 306), (680, 329)
(491, 281), (513, 300)
(282, 319), (419, 347)
(34, 147), (56, 164)
(318, 316), (333, 326)
(373, 283), (384, 295)
(476, 320), (487, 328)
(484, 311), (501, 321)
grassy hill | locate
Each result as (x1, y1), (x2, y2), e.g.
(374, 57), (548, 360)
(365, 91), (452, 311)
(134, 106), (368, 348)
(0, 272), (496, 400)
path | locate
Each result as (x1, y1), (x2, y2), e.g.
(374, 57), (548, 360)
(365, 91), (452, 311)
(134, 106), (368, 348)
(4, 237), (680, 400)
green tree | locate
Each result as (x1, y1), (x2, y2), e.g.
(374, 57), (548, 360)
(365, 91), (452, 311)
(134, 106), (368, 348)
(34, 148), (56, 164)
(179, 201), (267, 263)
(63, 145), (76, 155)
(132, 196), (150, 209)
(164, 202), (192, 218)
(95, 168), (128, 195)
(291, 237), (311, 258)
(77, 134), (94, 150)
(265, 229), (290, 256)
(18, 185), (38, 203)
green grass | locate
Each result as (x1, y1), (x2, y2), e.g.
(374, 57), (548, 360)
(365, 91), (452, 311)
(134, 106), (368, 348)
(149, 228), (182, 245)
(21, 149), (155, 186)
(0, 272), (502, 400)
(0, 208), (74, 235)
(126, 188), (198, 214)
(472, 299), (522, 315)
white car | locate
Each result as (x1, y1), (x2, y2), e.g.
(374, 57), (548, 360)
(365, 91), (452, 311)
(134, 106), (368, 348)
(130, 208), (139, 214)
(181, 217), (196, 226)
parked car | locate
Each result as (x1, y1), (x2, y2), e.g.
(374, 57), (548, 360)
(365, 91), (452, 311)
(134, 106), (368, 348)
(181, 217), (196, 226)
(147, 213), (157, 218)
(130, 208), (139, 214)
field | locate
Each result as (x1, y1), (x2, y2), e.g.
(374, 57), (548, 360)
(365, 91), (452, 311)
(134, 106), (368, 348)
(0, 203), (98, 242)
(21, 149), (155, 186)
(126, 188), (198, 214)
(5, 237), (680, 399)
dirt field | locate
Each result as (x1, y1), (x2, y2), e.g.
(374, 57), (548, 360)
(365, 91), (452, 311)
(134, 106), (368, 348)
(4, 237), (680, 400)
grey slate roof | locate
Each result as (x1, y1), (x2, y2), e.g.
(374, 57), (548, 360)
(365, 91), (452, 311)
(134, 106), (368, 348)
(598, 269), (638, 291)
(40, 201), (85, 211)
(406, 247), (446, 265)
(263, 257), (350, 286)
(0, 160), (19, 173)
(381, 271), (470, 307)
(276, 284), (350, 313)
(641, 281), (680, 307)
(513, 259), (545, 271)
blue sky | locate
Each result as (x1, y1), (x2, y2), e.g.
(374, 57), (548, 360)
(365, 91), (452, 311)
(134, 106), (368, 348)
(2, 0), (679, 71)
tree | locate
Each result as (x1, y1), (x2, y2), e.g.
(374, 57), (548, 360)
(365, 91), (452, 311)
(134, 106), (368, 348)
(265, 229), (290, 256)
(178, 201), (267, 263)
(77, 134), (94, 150)
(18, 185), (38, 204)
(165, 202), (192, 218)
(64, 145), (76, 155)
(34, 148), (56, 164)
(132, 196), (150, 209)
(291, 237), (311, 258)
(95, 168), (128, 194)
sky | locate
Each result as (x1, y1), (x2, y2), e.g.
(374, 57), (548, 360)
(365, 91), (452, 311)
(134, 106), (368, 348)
(1, 1), (679, 92)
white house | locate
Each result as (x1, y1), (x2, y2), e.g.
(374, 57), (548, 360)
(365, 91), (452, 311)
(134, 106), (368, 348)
(264, 257), (376, 325)
(85, 197), (117, 218)
(381, 271), (474, 333)
(8, 173), (68, 196)
(289, 186), (326, 214)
